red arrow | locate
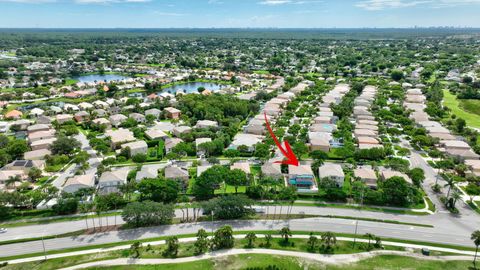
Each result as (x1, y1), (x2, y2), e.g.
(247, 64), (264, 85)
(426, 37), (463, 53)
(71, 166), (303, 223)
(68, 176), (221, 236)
(264, 112), (299, 166)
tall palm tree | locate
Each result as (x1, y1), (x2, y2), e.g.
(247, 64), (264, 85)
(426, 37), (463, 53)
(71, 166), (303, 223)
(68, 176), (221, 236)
(444, 176), (455, 200)
(79, 203), (90, 230)
(245, 232), (257, 248)
(365, 233), (375, 249)
(5, 175), (21, 189)
(471, 230), (480, 269)
(279, 227), (292, 243)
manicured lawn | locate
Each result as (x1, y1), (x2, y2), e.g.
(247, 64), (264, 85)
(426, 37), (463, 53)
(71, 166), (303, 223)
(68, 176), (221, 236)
(59, 254), (472, 270)
(214, 184), (246, 194)
(443, 89), (480, 128)
(459, 98), (480, 116)
(64, 78), (78, 85)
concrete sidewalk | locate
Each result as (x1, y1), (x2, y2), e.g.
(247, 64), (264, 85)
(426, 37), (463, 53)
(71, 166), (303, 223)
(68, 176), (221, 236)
(4, 234), (476, 266)
(59, 249), (473, 270)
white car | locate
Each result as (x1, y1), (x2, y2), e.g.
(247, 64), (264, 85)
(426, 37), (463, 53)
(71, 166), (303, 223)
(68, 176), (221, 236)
(0, 228), (7, 233)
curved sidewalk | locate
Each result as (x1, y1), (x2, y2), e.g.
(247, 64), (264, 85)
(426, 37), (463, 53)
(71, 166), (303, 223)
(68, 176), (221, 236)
(4, 234), (476, 265)
(59, 249), (473, 270)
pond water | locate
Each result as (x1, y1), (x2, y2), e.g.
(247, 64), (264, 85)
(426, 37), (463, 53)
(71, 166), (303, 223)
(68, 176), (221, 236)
(75, 74), (129, 83)
(159, 82), (227, 95)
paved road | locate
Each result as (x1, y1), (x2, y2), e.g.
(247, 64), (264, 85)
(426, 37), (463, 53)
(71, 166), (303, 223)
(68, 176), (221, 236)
(0, 204), (444, 242)
(0, 215), (475, 258)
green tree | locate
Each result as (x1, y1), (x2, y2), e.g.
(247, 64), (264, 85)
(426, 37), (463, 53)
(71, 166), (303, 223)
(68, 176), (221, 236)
(279, 227), (292, 243)
(365, 233), (375, 250)
(193, 165), (227, 200)
(51, 135), (81, 155)
(194, 229), (210, 255)
(226, 169), (248, 193)
(137, 178), (179, 204)
(202, 195), (254, 220)
(121, 201), (174, 227)
(390, 69), (404, 81)
(307, 233), (318, 252)
(407, 168), (425, 187)
(130, 241), (142, 258)
(382, 176), (412, 206)
(163, 236), (179, 257)
(472, 230), (480, 269)
(211, 225), (235, 250)
(245, 232), (257, 248)
(6, 140), (28, 159)
(321, 231), (337, 251)
(264, 233), (273, 248)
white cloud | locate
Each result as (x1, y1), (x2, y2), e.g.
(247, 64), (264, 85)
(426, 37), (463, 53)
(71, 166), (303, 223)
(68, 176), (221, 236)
(356, 0), (431, 10)
(433, 0), (480, 7)
(259, 0), (291, 5)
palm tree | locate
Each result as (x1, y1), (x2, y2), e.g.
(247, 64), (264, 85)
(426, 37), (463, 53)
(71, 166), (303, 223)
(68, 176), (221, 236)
(444, 176), (455, 200)
(321, 232), (337, 251)
(450, 191), (462, 209)
(264, 234), (273, 248)
(365, 233), (375, 250)
(471, 230), (480, 269)
(79, 203), (90, 230)
(5, 175), (21, 189)
(279, 227), (292, 243)
(245, 232), (257, 248)
(307, 233), (318, 252)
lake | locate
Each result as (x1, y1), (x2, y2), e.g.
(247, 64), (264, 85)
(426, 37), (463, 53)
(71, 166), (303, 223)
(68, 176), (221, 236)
(75, 74), (129, 83)
(159, 82), (227, 94)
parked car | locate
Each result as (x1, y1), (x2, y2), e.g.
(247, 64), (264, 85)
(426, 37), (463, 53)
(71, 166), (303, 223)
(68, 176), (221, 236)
(0, 228), (7, 233)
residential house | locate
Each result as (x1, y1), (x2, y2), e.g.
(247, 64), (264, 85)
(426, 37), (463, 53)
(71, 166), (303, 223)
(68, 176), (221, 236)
(23, 149), (51, 160)
(173, 126), (192, 137)
(165, 137), (183, 153)
(98, 167), (130, 194)
(129, 113), (146, 123)
(318, 163), (345, 187)
(353, 168), (377, 189)
(31, 138), (56, 151)
(135, 166), (159, 182)
(5, 110), (23, 119)
(145, 129), (169, 140)
(195, 138), (212, 156)
(109, 114), (128, 128)
(164, 107), (181, 120)
(56, 114), (73, 124)
(145, 108), (161, 119)
(288, 165), (316, 190)
(229, 133), (264, 152)
(121, 140), (148, 156)
(195, 120), (219, 129)
(230, 161), (251, 175)
(106, 129), (136, 148)
(380, 170), (413, 185)
(74, 111), (90, 123)
(63, 173), (96, 193)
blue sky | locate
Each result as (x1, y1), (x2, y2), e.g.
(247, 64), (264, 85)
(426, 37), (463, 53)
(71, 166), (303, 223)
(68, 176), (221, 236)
(0, 0), (479, 28)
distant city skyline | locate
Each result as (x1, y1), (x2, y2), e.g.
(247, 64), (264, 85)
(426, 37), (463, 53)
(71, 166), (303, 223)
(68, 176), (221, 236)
(0, 0), (480, 28)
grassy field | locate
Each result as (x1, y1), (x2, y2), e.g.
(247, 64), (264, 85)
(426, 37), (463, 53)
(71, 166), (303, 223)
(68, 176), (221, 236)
(459, 98), (480, 116)
(1, 238), (403, 270)
(76, 254), (471, 270)
(443, 90), (480, 128)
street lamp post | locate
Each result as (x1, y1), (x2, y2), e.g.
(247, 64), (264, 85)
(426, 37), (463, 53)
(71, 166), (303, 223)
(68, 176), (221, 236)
(352, 220), (359, 249)
(41, 235), (47, 261)
(211, 211), (214, 235)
